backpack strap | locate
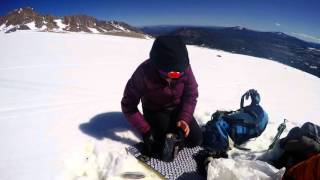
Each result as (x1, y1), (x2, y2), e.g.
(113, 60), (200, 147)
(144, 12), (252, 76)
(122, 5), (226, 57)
(223, 109), (258, 128)
(223, 105), (268, 145)
(211, 110), (234, 122)
(225, 118), (257, 128)
(240, 89), (261, 108)
(243, 106), (259, 119)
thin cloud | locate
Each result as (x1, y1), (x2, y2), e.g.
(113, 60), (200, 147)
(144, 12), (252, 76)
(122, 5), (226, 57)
(292, 32), (320, 43)
(275, 22), (281, 26)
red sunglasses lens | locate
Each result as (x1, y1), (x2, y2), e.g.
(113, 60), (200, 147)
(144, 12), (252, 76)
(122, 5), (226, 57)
(168, 71), (181, 79)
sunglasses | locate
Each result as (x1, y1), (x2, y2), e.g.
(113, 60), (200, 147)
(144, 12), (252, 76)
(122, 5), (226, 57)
(159, 70), (184, 79)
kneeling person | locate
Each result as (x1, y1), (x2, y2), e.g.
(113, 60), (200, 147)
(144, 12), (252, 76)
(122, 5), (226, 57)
(121, 36), (203, 159)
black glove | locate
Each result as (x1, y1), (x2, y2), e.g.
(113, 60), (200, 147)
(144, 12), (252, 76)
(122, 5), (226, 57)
(142, 130), (155, 156)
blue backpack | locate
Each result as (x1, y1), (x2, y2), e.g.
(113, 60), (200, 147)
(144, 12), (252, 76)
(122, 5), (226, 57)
(203, 89), (269, 152)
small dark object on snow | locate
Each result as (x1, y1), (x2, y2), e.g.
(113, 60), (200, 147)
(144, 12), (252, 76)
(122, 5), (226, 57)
(121, 172), (146, 179)
(195, 149), (228, 176)
(217, 55), (222, 57)
(137, 154), (150, 162)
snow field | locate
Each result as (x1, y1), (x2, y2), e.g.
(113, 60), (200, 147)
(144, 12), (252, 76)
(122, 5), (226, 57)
(0, 31), (319, 180)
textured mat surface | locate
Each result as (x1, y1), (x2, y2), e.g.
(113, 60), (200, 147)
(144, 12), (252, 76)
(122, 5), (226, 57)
(127, 143), (205, 180)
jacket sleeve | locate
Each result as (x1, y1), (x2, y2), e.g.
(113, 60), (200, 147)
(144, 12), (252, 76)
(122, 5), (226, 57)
(121, 66), (150, 134)
(177, 66), (199, 124)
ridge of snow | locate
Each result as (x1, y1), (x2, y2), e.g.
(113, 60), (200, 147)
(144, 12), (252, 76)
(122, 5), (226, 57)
(310, 66), (318, 69)
(1, 24), (14, 32)
(17, 8), (22, 14)
(98, 27), (107, 33)
(0, 21), (10, 32)
(110, 21), (130, 32)
(88, 27), (99, 33)
(308, 47), (320, 52)
(115, 25), (130, 32)
(25, 21), (37, 30)
(53, 19), (67, 32)
(234, 26), (245, 30)
(40, 25), (47, 31)
(0, 23), (6, 31)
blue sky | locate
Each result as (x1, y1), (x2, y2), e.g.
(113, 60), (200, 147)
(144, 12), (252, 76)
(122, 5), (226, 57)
(1, 0), (319, 43)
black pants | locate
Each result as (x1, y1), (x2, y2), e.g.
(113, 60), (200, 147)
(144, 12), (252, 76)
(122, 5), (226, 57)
(143, 107), (203, 150)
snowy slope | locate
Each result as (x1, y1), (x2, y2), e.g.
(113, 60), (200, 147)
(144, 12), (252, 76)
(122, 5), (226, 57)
(0, 31), (319, 180)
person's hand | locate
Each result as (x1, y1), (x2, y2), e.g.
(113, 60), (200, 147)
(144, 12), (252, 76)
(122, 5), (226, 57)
(177, 120), (190, 137)
(142, 131), (155, 156)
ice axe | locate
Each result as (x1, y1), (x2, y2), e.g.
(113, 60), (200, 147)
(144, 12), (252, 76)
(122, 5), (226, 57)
(233, 119), (287, 153)
(268, 119), (287, 150)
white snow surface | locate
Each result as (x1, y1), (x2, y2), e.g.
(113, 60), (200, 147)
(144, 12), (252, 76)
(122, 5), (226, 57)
(207, 158), (285, 180)
(0, 31), (319, 180)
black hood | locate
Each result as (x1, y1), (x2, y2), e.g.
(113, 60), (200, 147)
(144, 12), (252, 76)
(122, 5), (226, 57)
(150, 36), (189, 72)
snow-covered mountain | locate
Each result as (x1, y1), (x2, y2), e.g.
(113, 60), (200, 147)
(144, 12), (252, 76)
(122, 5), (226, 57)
(141, 25), (320, 77)
(0, 7), (148, 38)
(0, 31), (319, 180)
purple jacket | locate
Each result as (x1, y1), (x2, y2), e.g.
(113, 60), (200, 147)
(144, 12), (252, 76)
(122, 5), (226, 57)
(121, 60), (198, 134)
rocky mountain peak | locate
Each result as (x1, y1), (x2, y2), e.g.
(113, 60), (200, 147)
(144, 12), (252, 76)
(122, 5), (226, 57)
(12, 7), (35, 14)
(5, 7), (39, 26)
(63, 15), (98, 32)
(0, 7), (148, 39)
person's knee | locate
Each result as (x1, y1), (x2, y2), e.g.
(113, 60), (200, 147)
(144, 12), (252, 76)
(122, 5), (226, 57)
(185, 131), (203, 147)
(185, 138), (202, 148)
(184, 118), (203, 147)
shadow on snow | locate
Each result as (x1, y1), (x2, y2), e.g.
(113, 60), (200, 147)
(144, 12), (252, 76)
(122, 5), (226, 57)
(79, 111), (141, 146)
